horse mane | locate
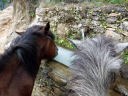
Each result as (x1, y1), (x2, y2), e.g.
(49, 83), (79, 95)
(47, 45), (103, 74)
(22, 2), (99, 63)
(0, 25), (48, 77)
(69, 35), (122, 96)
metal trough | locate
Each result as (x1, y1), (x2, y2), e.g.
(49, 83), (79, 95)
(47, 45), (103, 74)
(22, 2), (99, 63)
(54, 46), (75, 67)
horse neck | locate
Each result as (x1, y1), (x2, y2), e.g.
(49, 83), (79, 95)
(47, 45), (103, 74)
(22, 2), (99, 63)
(0, 53), (35, 96)
(0, 53), (19, 88)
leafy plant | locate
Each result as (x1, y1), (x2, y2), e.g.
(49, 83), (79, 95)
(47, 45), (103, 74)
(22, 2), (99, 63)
(55, 37), (75, 49)
(122, 50), (128, 64)
(109, 0), (125, 4)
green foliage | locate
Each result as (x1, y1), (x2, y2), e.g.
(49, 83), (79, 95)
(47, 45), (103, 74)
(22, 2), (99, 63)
(122, 51), (128, 64)
(29, 11), (35, 18)
(54, 25), (81, 49)
(2, 0), (7, 3)
(55, 37), (75, 49)
(106, 0), (127, 4)
(0, 0), (11, 10)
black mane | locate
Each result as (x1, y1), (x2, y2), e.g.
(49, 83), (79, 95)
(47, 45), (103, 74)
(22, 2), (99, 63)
(0, 25), (48, 77)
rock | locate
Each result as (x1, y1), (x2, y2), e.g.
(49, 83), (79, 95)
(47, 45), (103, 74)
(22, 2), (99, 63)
(121, 31), (128, 37)
(0, 6), (13, 53)
(92, 20), (100, 26)
(106, 17), (117, 24)
(48, 72), (67, 86)
(120, 64), (128, 80)
(107, 24), (119, 29)
(107, 13), (120, 24)
(93, 26), (105, 33)
(57, 23), (68, 37)
(93, 5), (127, 14)
(114, 85), (128, 96)
(32, 84), (46, 96)
(92, 11), (101, 16)
(93, 16), (100, 21)
(30, 8), (49, 26)
(48, 61), (71, 79)
(32, 61), (71, 96)
(120, 21), (128, 31)
(52, 86), (67, 96)
(108, 13), (121, 17)
(5, 32), (19, 48)
(0, 6), (12, 32)
(105, 28), (121, 40)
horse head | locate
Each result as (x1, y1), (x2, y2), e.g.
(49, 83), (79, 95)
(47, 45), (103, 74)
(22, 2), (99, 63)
(33, 22), (58, 60)
(16, 22), (58, 60)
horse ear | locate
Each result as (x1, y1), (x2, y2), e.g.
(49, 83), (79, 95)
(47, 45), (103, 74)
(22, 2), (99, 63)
(115, 43), (128, 53)
(68, 38), (81, 49)
(44, 22), (50, 34)
(16, 31), (25, 36)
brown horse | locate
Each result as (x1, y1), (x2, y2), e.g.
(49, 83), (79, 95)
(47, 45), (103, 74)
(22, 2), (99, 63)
(0, 22), (57, 96)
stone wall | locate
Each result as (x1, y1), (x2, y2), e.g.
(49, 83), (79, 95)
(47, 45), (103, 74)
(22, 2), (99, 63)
(35, 3), (128, 41)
